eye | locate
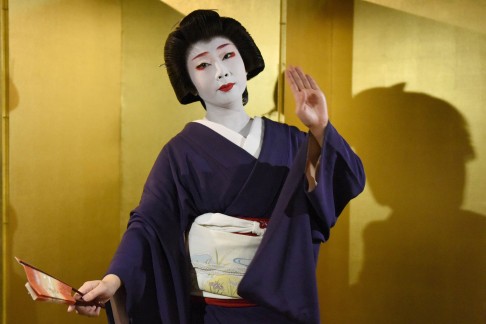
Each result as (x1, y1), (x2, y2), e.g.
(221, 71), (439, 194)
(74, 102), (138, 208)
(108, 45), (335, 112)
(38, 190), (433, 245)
(223, 52), (236, 60)
(196, 62), (210, 70)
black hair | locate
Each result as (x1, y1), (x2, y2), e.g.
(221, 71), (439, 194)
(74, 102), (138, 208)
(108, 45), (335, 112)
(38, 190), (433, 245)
(164, 9), (265, 107)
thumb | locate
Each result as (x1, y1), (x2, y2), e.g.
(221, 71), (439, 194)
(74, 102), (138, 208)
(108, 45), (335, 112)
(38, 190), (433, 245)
(81, 286), (102, 302)
(77, 281), (104, 302)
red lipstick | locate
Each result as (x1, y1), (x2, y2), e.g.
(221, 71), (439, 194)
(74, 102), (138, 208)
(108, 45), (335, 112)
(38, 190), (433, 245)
(218, 83), (235, 92)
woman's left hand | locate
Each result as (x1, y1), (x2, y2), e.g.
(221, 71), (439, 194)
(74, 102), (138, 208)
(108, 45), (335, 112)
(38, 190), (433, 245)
(286, 66), (329, 145)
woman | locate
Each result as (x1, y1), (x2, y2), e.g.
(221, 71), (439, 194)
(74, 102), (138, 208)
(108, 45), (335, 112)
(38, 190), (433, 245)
(69, 9), (365, 324)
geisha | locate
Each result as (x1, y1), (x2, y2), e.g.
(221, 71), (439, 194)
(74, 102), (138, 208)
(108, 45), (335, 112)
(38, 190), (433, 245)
(69, 9), (365, 324)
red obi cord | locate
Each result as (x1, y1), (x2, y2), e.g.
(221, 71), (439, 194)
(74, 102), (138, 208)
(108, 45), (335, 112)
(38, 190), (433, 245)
(191, 296), (257, 308)
(236, 216), (269, 236)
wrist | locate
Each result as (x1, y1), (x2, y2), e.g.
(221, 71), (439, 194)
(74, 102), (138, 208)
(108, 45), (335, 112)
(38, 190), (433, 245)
(102, 274), (122, 291)
(309, 123), (327, 147)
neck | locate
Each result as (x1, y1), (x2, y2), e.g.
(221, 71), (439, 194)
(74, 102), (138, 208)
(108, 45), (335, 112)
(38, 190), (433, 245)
(205, 104), (251, 133)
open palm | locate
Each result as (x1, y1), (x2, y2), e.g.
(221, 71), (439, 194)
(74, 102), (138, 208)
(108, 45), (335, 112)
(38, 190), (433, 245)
(286, 66), (329, 133)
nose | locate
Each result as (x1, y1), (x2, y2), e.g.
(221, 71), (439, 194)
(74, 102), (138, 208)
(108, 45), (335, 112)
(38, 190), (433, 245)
(215, 61), (230, 80)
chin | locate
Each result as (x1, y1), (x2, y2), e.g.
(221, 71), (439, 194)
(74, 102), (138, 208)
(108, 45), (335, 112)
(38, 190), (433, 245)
(217, 94), (244, 107)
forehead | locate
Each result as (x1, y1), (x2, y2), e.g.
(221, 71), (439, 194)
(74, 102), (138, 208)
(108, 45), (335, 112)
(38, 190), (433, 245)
(187, 36), (236, 58)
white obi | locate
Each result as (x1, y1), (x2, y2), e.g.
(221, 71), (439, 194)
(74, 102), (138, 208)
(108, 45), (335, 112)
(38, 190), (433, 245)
(187, 213), (266, 299)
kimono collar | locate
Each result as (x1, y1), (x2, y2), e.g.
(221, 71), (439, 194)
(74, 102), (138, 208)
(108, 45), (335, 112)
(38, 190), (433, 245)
(193, 117), (264, 158)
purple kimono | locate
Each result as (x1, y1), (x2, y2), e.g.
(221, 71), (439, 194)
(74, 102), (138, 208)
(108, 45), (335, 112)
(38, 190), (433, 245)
(106, 118), (365, 323)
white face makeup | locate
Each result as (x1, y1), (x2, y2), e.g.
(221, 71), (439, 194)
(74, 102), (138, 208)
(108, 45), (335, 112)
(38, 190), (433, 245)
(186, 36), (247, 110)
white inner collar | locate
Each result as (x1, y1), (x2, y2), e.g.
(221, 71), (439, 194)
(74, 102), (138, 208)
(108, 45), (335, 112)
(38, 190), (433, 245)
(193, 117), (264, 158)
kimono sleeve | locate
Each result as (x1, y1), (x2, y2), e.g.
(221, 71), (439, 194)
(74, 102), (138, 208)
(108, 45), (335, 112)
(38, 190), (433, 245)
(106, 145), (191, 323)
(306, 122), (366, 241)
(238, 122), (365, 324)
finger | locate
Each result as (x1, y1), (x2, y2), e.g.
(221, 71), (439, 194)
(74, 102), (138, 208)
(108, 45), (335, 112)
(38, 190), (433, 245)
(77, 280), (105, 302)
(285, 69), (299, 93)
(72, 292), (82, 301)
(77, 280), (100, 295)
(81, 285), (103, 302)
(288, 66), (305, 91)
(86, 306), (102, 317)
(75, 305), (101, 317)
(295, 67), (311, 89)
(93, 307), (101, 317)
(306, 74), (320, 91)
(285, 68), (296, 90)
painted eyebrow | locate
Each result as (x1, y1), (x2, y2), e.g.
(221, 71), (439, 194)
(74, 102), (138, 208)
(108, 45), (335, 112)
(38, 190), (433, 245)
(217, 43), (231, 50)
(191, 43), (233, 61)
(191, 51), (208, 61)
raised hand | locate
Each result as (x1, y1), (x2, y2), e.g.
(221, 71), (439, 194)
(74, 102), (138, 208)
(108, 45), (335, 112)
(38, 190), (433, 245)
(285, 66), (329, 144)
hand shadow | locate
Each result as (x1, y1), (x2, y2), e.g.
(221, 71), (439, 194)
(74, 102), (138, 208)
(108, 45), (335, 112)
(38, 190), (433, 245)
(345, 83), (485, 324)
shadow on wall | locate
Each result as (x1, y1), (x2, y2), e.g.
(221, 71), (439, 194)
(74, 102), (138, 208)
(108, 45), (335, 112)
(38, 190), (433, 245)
(6, 77), (40, 323)
(345, 84), (486, 324)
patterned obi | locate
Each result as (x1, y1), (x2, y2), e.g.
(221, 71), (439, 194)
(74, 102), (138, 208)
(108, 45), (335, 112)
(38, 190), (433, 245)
(187, 213), (268, 300)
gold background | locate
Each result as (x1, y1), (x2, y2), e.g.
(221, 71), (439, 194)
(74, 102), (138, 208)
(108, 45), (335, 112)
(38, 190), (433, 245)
(2, 0), (485, 323)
